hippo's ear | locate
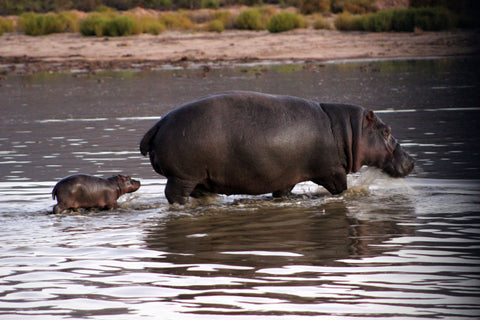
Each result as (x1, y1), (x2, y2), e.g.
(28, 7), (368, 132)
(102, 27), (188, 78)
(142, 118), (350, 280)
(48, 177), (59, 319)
(365, 110), (377, 127)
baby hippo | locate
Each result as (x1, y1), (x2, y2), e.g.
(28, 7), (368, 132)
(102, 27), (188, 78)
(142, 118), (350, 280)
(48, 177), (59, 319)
(52, 174), (140, 214)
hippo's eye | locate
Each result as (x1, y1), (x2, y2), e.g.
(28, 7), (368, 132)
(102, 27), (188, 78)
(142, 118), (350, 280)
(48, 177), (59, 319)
(382, 127), (391, 139)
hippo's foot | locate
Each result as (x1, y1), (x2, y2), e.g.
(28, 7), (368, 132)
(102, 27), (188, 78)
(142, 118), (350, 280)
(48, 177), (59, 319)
(52, 204), (69, 214)
(52, 205), (62, 214)
(165, 177), (197, 205)
(191, 185), (217, 199)
(272, 186), (294, 198)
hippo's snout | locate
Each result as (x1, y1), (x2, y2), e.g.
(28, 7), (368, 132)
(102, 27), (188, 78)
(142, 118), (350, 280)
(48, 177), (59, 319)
(127, 178), (141, 193)
(384, 145), (415, 178)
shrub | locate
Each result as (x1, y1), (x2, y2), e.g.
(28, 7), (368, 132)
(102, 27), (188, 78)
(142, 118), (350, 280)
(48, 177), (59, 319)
(362, 10), (393, 32)
(58, 10), (80, 32)
(213, 10), (233, 29)
(104, 15), (137, 36)
(0, 17), (15, 35)
(80, 13), (108, 36)
(299, 0), (331, 14)
(335, 7), (457, 32)
(146, 22), (165, 34)
(267, 11), (306, 33)
(160, 12), (194, 30)
(390, 9), (416, 31)
(235, 9), (265, 30)
(412, 7), (455, 31)
(334, 12), (364, 30)
(80, 13), (144, 37)
(139, 16), (166, 35)
(205, 19), (224, 32)
(313, 15), (331, 29)
(19, 12), (64, 36)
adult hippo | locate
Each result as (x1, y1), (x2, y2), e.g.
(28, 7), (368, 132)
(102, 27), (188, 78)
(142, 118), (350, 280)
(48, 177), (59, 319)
(140, 91), (414, 204)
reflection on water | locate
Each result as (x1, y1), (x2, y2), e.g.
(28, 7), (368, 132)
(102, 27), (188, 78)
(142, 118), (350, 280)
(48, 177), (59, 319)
(0, 178), (479, 319)
(0, 57), (480, 319)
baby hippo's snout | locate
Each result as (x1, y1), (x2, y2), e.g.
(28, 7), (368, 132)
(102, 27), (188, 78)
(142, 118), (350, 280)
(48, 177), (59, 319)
(122, 176), (141, 193)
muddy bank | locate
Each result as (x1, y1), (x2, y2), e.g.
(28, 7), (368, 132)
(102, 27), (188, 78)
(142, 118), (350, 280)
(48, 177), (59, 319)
(0, 29), (479, 74)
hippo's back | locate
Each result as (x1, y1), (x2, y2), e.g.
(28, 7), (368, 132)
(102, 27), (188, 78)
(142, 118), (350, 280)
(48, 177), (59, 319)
(141, 92), (343, 191)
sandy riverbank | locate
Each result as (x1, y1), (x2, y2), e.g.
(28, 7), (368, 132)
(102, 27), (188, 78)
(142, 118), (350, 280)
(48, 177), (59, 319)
(0, 28), (479, 74)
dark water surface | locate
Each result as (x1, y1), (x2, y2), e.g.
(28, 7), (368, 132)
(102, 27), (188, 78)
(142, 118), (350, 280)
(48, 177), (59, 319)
(1, 57), (479, 319)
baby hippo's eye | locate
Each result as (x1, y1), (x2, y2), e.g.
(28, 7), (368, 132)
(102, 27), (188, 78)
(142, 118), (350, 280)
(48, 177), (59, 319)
(382, 127), (391, 139)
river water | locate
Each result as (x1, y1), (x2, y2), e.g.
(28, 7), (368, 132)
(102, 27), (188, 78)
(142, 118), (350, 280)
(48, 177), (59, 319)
(1, 57), (479, 319)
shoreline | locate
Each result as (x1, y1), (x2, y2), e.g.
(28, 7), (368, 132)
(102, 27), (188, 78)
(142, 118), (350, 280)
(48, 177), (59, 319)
(1, 29), (479, 74)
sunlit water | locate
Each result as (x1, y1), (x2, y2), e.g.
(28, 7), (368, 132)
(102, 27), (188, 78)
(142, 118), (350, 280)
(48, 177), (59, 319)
(1, 57), (479, 319)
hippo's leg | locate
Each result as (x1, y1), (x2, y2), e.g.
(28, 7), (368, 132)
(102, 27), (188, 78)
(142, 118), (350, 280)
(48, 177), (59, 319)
(53, 204), (62, 214)
(314, 170), (347, 195)
(104, 202), (118, 210)
(191, 184), (217, 199)
(165, 177), (197, 205)
(272, 186), (294, 198)
(53, 203), (68, 214)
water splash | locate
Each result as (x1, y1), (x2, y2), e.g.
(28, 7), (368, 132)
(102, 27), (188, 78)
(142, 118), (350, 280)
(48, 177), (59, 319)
(347, 166), (417, 195)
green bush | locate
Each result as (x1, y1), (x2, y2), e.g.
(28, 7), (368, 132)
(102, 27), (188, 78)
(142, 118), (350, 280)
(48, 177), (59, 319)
(411, 7), (455, 31)
(80, 13), (144, 37)
(235, 9), (265, 30)
(205, 19), (224, 32)
(267, 11), (305, 33)
(334, 12), (364, 30)
(213, 10), (233, 29)
(104, 15), (138, 36)
(0, 17), (15, 35)
(19, 12), (64, 36)
(58, 10), (80, 32)
(335, 7), (457, 32)
(133, 15), (163, 34)
(80, 13), (108, 36)
(313, 15), (331, 29)
(144, 21), (165, 35)
(362, 10), (393, 31)
(160, 12), (194, 30)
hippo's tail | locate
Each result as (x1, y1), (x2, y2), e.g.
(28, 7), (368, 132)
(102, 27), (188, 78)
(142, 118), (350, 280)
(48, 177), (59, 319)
(140, 123), (159, 156)
(51, 184), (58, 200)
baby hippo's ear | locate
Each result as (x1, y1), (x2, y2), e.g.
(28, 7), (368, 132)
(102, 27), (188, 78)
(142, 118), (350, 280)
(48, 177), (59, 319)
(364, 110), (377, 127)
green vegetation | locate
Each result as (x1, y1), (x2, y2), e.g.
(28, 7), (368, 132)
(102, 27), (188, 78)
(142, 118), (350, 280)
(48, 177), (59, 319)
(104, 15), (138, 36)
(267, 11), (305, 33)
(334, 7), (456, 32)
(80, 12), (165, 36)
(159, 12), (194, 30)
(234, 8), (264, 30)
(0, 17), (14, 35)
(0, 0), (477, 37)
(138, 16), (165, 34)
(1, 0), (479, 17)
(212, 10), (233, 29)
(313, 15), (330, 29)
(79, 13), (108, 36)
(19, 12), (64, 35)
(205, 19), (224, 32)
